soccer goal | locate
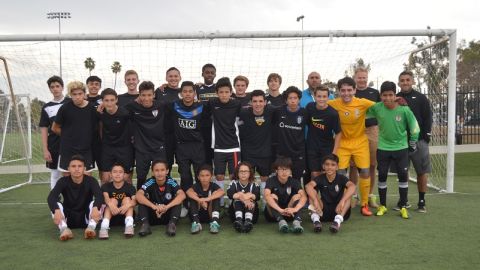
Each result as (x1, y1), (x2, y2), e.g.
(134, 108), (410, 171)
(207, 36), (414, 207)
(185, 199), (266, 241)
(0, 29), (457, 193)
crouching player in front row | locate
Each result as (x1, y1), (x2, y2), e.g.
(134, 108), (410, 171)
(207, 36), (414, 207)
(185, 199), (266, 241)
(186, 165), (224, 234)
(135, 160), (186, 237)
(305, 154), (355, 233)
(264, 157), (307, 233)
(47, 155), (103, 241)
(227, 162), (260, 233)
(99, 163), (137, 239)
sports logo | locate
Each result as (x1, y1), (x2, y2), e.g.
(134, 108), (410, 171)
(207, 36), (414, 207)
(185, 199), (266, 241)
(395, 115), (402, 122)
(152, 109), (158, 117)
(255, 116), (265, 126)
(165, 192), (172, 200)
(311, 117), (325, 130)
(179, 119), (197, 129)
(335, 184), (339, 192)
(286, 187), (291, 195)
(297, 116), (303, 124)
(354, 109), (360, 118)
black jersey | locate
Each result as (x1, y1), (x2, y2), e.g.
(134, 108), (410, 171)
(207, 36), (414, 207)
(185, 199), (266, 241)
(141, 177), (180, 205)
(196, 84), (217, 102)
(232, 93), (251, 109)
(397, 89), (433, 141)
(313, 173), (349, 205)
(101, 181), (136, 206)
(39, 97), (70, 152)
(274, 105), (307, 157)
(170, 100), (208, 143)
(265, 175), (302, 206)
(192, 182), (221, 198)
(87, 95), (102, 109)
(208, 98), (241, 151)
(238, 106), (274, 158)
(117, 93), (139, 107)
(355, 87), (380, 127)
(47, 175), (103, 213)
(97, 106), (131, 146)
(125, 101), (166, 153)
(155, 87), (181, 104)
(55, 101), (97, 153)
(266, 94), (284, 108)
(227, 180), (260, 201)
(306, 103), (341, 151)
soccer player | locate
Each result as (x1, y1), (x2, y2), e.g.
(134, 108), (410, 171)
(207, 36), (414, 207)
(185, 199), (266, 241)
(227, 162), (260, 233)
(305, 154), (355, 233)
(125, 81), (167, 189)
(327, 76), (376, 216)
(367, 81), (420, 219)
(264, 157), (307, 233)
(197, 63), (217, 166)
(99, 163), (136, 239)
(266, 73), (284, 107)
(39, 76), (70, 189)
(118, 70), (140, 107)
(97, 88), (134, 184)
(52, 81), (97, 175)
(350, 67), (381, 208)
(233, 75), (251, 108)
(135, 160), (186, 237)
(47, 155), (103, 241)
(186, 164), (224, 234)
(305, 85), (341, 181)
(300, 71), (335, 108)
(85, 76), (104, 180)
(396, 71), (433, 213)
(274, 86), (307, 182)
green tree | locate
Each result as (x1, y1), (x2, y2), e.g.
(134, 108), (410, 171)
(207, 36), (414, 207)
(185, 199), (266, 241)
(30, 98), (46, 132)
(84, 57), (96, 76)
(457, 40), (480, 86)
(111, 61), (122, 90)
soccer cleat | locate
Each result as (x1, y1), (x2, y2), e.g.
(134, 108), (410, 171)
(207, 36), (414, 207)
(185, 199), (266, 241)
(292, 220), (304, 234)
(278, 220), (289, 233)
(313, 221), (322, 233)
(180, 207), (189, 218)
(124, 225), (134, 238)
(361, 204), (373, 216)
(351, 194), (360, 208)
(191, 222), (202, 234)
(329, 222), (340, 233)
(417, 200), (427, 213)
(209, 221), (220, 234)
(393, 201), (412, 211)
(84, 225), (96, 239)
(368, 194), (379, 208)
(233, 219), (243, 233)
(59, 227), (73, 241)
(376, 205), (388, 216)
(400, 207), (409, 219)
(243, 220), (253, 233)
(99, 228), (109, 240)
(166, 222), (177, 236)
(138, 222), (152, 237)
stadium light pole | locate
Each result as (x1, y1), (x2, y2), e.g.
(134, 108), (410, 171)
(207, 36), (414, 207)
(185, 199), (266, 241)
(296, 15), (305, 90)
(47, 12), (71, 78)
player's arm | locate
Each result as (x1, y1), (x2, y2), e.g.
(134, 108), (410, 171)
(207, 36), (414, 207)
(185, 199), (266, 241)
(103, 191), (119, 215)
(291, 189), (307, 213)
(135, 189), (159, 210)
(165, 189), (186, 210)
(421, 96), (433, 142)
(51, 122), (61, 135)
(264, 188), (284, 212)
(406, 108), (420, 142)
(40, 127), (52, 162)
(305, 181), (321, 212)
(186, 188), (202, 203)
(333, 132), (342, 155)
(47, 179), (64, 224)
(207, 187), (225, 202)
(90, 180), (104, 222)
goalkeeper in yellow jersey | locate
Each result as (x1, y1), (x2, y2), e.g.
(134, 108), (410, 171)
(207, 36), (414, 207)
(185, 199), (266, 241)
(328, 77), (375, 216)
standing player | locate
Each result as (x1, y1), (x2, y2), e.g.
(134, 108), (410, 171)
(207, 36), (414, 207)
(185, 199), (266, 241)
(135, 160), (186, 237)
(39, 76), (70, 189)
(197, 63), (217, 166)
(305, 154), (355, 233)
(266, 73), (284, 107)
(47, 155), (103, 241)
(233, 75), (251, 108)
(367, 81), (420, 219)
(118, 70), (140, 107)
(328, 77), (376, 216)
(52, 81), (97, 175)
(86, 76), (104, 179)
(186, 165), (224, 234)
(396, 71), (432, 213)
(300, 71), (335, 108)
(264, 157), (307, 233)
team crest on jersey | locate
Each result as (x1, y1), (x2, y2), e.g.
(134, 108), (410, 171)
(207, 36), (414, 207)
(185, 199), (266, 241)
(344, 112), (350, 116)
(297, 116), (303, 124)
(355, 109), (360, 118)
(152, 109), (158, 117)
(335, 184), (339, 192)
(255, 116), (265, 126)
(165, 193), (172, 200)
(286, 187), (291, 195)
(395, 115), (402, 122)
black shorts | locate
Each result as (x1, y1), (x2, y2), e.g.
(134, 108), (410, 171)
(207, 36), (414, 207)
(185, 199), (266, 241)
(241, 155), (271, 177)
(100, 144), (134, 173)
(46, 148), (60, 170)
(307, 147), (333, 172)
(63, 209), (89, 229)
(58, 149), (95, 172)
(320, 203), (351, 222)
(92, 141), (102, 171)
(213, 151), (240, 176)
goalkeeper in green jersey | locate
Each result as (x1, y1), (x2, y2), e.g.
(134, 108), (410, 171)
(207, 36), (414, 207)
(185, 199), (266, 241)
(367, 81), (420, 219)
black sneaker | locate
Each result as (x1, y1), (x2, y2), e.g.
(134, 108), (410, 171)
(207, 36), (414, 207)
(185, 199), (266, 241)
(313, 221), (322, 233)
(329, 222), (340, 233)
(233, 219), (243, 233)
(243, 220), (253, 233)
(138, 222), (151, 237)
(417, 200), (427, 213)
(166, 222), (176, 236)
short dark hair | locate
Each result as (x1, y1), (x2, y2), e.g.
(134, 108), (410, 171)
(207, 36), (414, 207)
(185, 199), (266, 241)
(380, 81), (397, 94)
(282, 86), (302, 101)
(166, 67), (180, 74)
(272, 156), (293, 170)
(337, 77), (356, 90)
(151, 159), (169, 170)
(267, 73), (282, 85)
(234, 161), (255, 183)
(322, 154), (339, 165)
(202, 63), (216, 73)
(139, 81), (155, 93)
(197, 164), (213, 176)
(398, 70), (414, 79)
(86, 75), (102, 85)
(101, 88), (117, 99)
(313, 84), (330, 96)
(111, 162), (125, 172)
(250, 89), (266, 100)
(180, 81), (195, 91)
(69, 154), (85, 166)
(47, 75), (64, 88)
(215, 77), (233, 92)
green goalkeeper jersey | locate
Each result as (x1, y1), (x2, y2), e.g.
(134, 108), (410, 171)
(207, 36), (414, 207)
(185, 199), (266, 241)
(367, 102), (420, 151)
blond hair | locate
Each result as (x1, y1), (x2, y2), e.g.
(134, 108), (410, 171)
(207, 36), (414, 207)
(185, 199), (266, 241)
(67, 81), (86, 95)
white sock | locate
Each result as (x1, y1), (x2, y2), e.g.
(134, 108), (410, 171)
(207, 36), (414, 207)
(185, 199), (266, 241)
(50, 169), (62, 190)
(245, 212), (253, 221)
(88, 219), (97, 228)
(235, 211), (243, 219)
(334, 215), (344, 224)
(101, 218), (110, 229)
(58, 220), (67, 231)
(125, 216), (134, 227)
(311, 213), (320, 223)
(212, 211), (220, 220)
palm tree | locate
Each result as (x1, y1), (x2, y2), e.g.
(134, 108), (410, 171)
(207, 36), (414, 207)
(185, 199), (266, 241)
(111, 61), (122, 90)
(84, 57), (95, 76)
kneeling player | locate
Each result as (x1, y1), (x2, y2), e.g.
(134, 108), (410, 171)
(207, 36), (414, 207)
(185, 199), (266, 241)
(135, 160), (186, 237)
(305, 154), (355, 233)
(227, 162), (260, 233)
(99, 163), (137, 239)
(264, 157), (307, 233)
(47, 155), (103, 241)
(186, 165), (224, 234)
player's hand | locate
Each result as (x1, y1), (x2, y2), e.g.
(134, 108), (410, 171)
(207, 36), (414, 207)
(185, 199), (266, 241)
(157, 204), (167, 214)
(395, 96), (408, 106)
(43, 150), (52, 163)
(118, 205), (129, 215)
(96, 103), (105, 113)
(200, 200), (208, 210)
(284, 208), (295, 217)
(244, 200), (254, 210)
(53, 210), (63, 225)
(159, 83), (167, 91)
(91, 207), (102, 222)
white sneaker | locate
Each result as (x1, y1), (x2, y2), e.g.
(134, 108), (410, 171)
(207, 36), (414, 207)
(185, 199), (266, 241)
(180, 207), (188, 218)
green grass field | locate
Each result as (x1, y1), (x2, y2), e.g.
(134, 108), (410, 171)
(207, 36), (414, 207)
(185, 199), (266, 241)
(1, 153), (480, 270)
